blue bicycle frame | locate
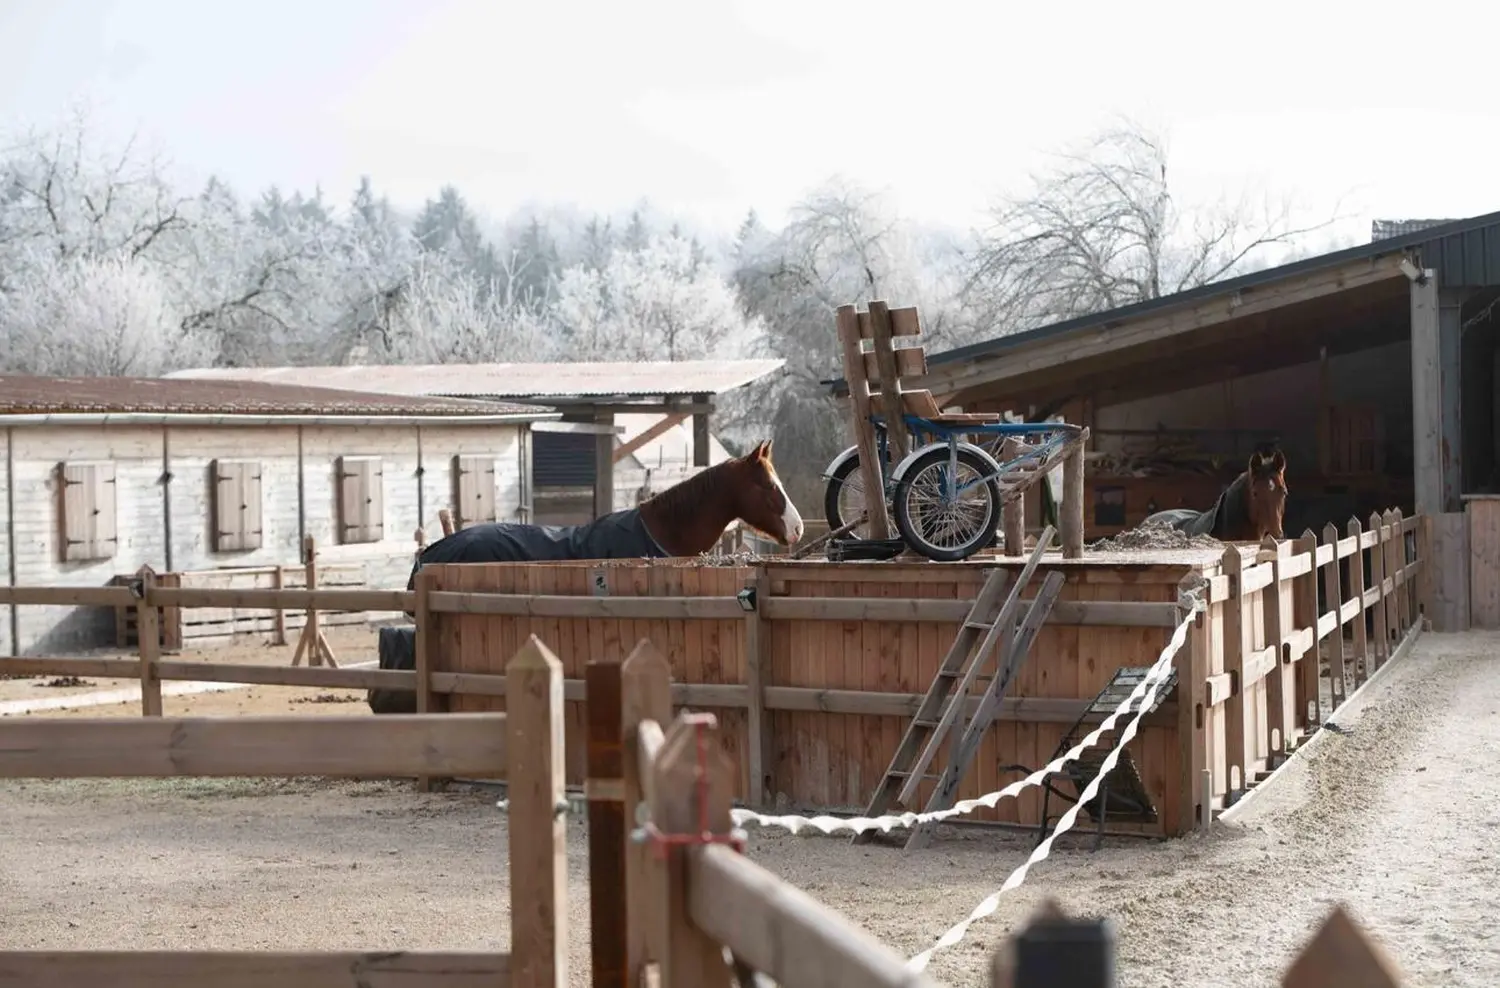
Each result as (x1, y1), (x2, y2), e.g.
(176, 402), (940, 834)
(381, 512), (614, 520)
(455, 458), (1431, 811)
(869, 414), (1083, 500)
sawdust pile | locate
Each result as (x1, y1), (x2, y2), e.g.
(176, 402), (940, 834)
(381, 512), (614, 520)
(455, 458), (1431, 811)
(1091, 517), (1223, 551)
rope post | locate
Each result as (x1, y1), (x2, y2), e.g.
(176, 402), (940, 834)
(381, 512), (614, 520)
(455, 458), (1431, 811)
(640, 713), (739, 987)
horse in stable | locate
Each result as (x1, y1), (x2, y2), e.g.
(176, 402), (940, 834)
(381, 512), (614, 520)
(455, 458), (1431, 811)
(371, 440), (805, 713)
(1144, 448), (1289, 543)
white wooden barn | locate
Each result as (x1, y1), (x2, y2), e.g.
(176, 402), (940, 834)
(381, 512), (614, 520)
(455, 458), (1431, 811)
(0, 374), (568, 655)
(166, 359), (783, 525)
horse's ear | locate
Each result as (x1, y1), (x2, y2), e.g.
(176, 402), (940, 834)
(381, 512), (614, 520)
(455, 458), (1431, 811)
(759, 438), (774, 461)
(1248, 452), (1270, 477)
(1270, 449), (1286, 475)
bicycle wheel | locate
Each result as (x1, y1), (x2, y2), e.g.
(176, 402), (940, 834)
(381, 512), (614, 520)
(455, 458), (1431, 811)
(892, 444), (1001, 562)
(823, 450), (883, 538)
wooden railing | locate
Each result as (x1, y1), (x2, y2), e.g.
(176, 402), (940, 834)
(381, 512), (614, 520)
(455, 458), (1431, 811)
(1180, 509), (1427, 824)
(0, 636), (567, 985)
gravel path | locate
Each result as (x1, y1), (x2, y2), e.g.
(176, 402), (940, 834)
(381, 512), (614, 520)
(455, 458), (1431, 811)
(2, 630), (1496, 986)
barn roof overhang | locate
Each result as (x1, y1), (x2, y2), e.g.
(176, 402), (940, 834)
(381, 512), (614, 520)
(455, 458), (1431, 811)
(823, 207), (1500, 410)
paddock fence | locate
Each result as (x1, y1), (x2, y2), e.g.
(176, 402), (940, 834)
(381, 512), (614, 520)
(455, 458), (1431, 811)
(0, 509), (1428, 833)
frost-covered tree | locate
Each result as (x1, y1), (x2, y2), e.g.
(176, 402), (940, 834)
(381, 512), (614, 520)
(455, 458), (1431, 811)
(0, 249), (212, 375)
(551, 230), (761, 363)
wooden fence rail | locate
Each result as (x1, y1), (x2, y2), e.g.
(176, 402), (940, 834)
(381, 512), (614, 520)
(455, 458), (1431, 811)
(0, 634), (567, 987)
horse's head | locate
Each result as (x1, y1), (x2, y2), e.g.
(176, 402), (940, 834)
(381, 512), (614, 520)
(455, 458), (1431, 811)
(730, 439), (805, 546)
(1246, 448), (1287, 540)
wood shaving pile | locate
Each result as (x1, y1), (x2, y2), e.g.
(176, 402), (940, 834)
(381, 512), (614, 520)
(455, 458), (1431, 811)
(1090, 518), (1224, 551)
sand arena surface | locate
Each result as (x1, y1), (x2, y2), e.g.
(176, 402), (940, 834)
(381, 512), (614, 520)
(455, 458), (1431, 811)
(2, 628), (1496, 986)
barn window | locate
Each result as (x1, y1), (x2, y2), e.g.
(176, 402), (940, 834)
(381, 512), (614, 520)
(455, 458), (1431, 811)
(336, 455), (385, 544)
(452, 455), (497, 527)
(58, 461), (118, 562)
(211, 458), (264, 552)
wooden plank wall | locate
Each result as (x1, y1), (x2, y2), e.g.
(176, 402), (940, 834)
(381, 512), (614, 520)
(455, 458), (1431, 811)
(1466, 496), (1500, 629)
(427, 558), (1191, 835)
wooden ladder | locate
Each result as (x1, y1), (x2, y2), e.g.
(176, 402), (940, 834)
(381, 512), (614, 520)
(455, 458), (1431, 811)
(852, 528), (1058, 848)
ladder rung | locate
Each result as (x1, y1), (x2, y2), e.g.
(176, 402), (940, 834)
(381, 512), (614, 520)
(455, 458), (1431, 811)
(912, 718), (940, 728)
(964, 621), (992, 630)
(891, 770), (941, 781)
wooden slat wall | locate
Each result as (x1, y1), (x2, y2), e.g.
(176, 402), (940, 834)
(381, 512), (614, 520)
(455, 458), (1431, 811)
(1467, 497), (1500, 629)
(59, 460), (118, 562)
(336, 455), (385, 544)
(453, 455), (498, 528)
(428, 558), (1190, 835)
(212, 458), (264, 552)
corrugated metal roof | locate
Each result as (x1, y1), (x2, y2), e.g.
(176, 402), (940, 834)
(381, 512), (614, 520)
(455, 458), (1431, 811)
(1372, 218), (1458, 241)
(825, 207), (1500, 394)
(0, 374), (549, 417)
(166, 359), (786, 400)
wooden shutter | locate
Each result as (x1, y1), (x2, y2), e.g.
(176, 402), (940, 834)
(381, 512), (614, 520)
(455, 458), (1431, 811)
(453, 455), (497, 528)
(212, 459), (264, 552)
(337, 455), (385, 544)
(59, 461), (118, 562)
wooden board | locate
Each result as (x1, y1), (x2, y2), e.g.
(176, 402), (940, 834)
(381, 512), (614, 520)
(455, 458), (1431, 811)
(1432, 512), (1470, 632)
(1467, 497), (1500, 629)
(425, 557), (1194, 835)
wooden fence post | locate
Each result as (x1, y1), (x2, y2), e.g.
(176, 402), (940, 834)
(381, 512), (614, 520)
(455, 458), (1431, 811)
(622, 641), (673, 988)
(1387, 508), (1408, 638)
(290, 536), (336, 669)
(587, 656), (627, 988)
(270, 566), (287, 645)
(1367, 512), (1389, 672)
(1220, 546), (1248, 803)
(1261, 536), (1292, 764)
(1417, 513), (1435, 627)
(413, 567), (441, 792)
(136, 570), (163, 717)
(508, 635), (567, 988)
(1291, 530), (1320, 730)
(1060, 441), (1085, 560)
(647, 714), (736, 988)
(1001, 439), (1025, 556)
(1321, 523), (1347, 708)
(742, 570), (771, 809)
(1175, 577), (1209, 832)
(1347, 518), (1369, 688)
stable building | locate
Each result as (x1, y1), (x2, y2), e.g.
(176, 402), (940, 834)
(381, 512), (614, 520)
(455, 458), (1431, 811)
(167, 359), (783, 524)
(0, 374), (559, 655)
(827, 211), (1500, 632)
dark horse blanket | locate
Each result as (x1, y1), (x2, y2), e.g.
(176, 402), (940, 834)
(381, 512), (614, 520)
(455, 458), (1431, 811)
(373, 508), (672, 714)
(406, 507), (669, 590)
(1146, 475), (1245, 538)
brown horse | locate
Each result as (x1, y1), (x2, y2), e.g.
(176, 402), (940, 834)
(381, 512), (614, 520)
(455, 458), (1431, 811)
(407, 439), (803, 583)
(1144, 449), (1287, 542)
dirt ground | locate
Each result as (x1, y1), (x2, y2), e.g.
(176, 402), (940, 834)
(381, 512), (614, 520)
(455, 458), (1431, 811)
(3, 629), (1497, 986)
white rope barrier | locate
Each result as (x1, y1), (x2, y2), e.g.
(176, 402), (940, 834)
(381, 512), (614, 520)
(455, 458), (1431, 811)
(904, 595), (1202, 973)
(730, 594), (1202, 837)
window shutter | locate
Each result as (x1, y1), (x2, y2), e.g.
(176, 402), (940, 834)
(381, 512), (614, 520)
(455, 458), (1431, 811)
(453, 455), (498, 527)
(59, 461), (118, 562)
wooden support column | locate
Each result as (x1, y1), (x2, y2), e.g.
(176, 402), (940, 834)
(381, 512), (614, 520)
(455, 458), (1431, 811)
(1000, 439), (1025, 556)
(1439, 288), (1466, 511)
(1411, 271), (1442, 516)
(595, 408), (616, 518)
(691, 393), (711, 468)
(1060, 442), (1085, 559)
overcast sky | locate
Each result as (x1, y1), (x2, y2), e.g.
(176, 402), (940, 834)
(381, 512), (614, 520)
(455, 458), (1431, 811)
(4, 0), (1498, 241)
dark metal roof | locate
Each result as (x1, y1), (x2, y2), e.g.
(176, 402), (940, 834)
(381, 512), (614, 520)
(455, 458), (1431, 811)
(825, 207), (1500, 393)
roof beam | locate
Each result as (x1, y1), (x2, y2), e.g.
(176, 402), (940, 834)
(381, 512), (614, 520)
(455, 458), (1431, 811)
(612, 411), (690, 463)
(915, 252), (1409, 403)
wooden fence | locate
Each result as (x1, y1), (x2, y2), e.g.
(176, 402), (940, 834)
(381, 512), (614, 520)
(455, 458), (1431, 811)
(0, 507), (1429, 836)
(0, 636), (564, 986)
(1184, 509), (1427, 823)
